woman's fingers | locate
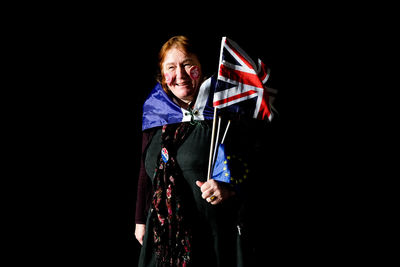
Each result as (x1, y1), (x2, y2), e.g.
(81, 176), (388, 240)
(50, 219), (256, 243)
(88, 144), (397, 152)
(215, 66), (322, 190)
(196, 179), (225, 204)
(196, 180), (211, 192)
(206, 194), (219, 204)
(201, 186), (214, 199)
(197, 180), (215, 196)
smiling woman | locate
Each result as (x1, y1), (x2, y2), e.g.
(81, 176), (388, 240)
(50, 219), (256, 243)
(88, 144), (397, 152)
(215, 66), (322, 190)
(161, 49), (201, 107)
(135, 35), (255, 267)
(158, 36), (203, 109)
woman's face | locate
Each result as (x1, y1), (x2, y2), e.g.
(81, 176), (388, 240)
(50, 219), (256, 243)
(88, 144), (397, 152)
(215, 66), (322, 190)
(162, 47), (202, 104)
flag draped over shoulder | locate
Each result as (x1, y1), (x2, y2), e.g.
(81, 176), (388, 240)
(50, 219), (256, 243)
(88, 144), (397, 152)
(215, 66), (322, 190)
(214, 37), (274, 121)
(142, 78), (215, 131)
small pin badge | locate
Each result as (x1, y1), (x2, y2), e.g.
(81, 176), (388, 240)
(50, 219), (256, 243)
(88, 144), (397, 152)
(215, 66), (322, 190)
(161, 148), (169, 163)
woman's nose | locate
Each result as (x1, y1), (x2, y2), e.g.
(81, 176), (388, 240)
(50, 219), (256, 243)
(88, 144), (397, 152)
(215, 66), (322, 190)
(176, 66), (188, 79)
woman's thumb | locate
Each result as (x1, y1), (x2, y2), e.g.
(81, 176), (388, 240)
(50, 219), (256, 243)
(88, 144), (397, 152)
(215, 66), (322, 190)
(195, 181), (204, 187)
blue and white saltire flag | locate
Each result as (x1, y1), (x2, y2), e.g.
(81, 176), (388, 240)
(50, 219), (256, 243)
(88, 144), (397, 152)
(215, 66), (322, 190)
(142, 77), (216, 131)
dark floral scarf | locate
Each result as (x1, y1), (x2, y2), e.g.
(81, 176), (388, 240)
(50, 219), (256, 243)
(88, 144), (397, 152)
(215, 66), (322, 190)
(151, 122), (194, 267)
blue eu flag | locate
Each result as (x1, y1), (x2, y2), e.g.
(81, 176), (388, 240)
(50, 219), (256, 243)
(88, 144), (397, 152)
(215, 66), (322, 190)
(211, 144), (231, 183)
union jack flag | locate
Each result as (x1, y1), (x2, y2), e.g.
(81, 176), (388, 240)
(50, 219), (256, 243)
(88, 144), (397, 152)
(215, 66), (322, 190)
(214, 37), (273, 121)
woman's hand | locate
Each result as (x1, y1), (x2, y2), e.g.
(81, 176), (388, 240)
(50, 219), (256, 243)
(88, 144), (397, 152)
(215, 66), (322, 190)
(196, 179), (235, 205)
(135, 224), (146, 245)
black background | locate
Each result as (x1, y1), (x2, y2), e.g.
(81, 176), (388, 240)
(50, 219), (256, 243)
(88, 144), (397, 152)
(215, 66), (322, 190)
(118, 25), (351, 265)
(25, 5), (381, 266)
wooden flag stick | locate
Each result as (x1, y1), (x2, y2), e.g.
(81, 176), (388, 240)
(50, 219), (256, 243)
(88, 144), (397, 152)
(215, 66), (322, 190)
(207, 108), (218, 180)
(212, 116), (222, 169)
(221, 120), (231, 145)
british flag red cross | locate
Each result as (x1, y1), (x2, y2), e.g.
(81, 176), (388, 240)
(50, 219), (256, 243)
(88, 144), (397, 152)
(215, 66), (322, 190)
(214, 37), (273, 121)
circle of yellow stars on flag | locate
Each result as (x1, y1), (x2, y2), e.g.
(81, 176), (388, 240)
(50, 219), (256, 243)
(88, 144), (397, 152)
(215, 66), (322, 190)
(226, 154), (250, 185)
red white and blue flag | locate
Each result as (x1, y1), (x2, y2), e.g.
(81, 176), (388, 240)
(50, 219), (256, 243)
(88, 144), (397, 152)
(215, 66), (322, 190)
(214, 37), (273, 121)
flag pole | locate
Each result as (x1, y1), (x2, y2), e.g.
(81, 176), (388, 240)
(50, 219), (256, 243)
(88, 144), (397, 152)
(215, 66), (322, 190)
(221, 120), (231, 144)
(207, 108), (218, 181)
(206, 36), (226, 180)
(212, 116), (222, 170)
